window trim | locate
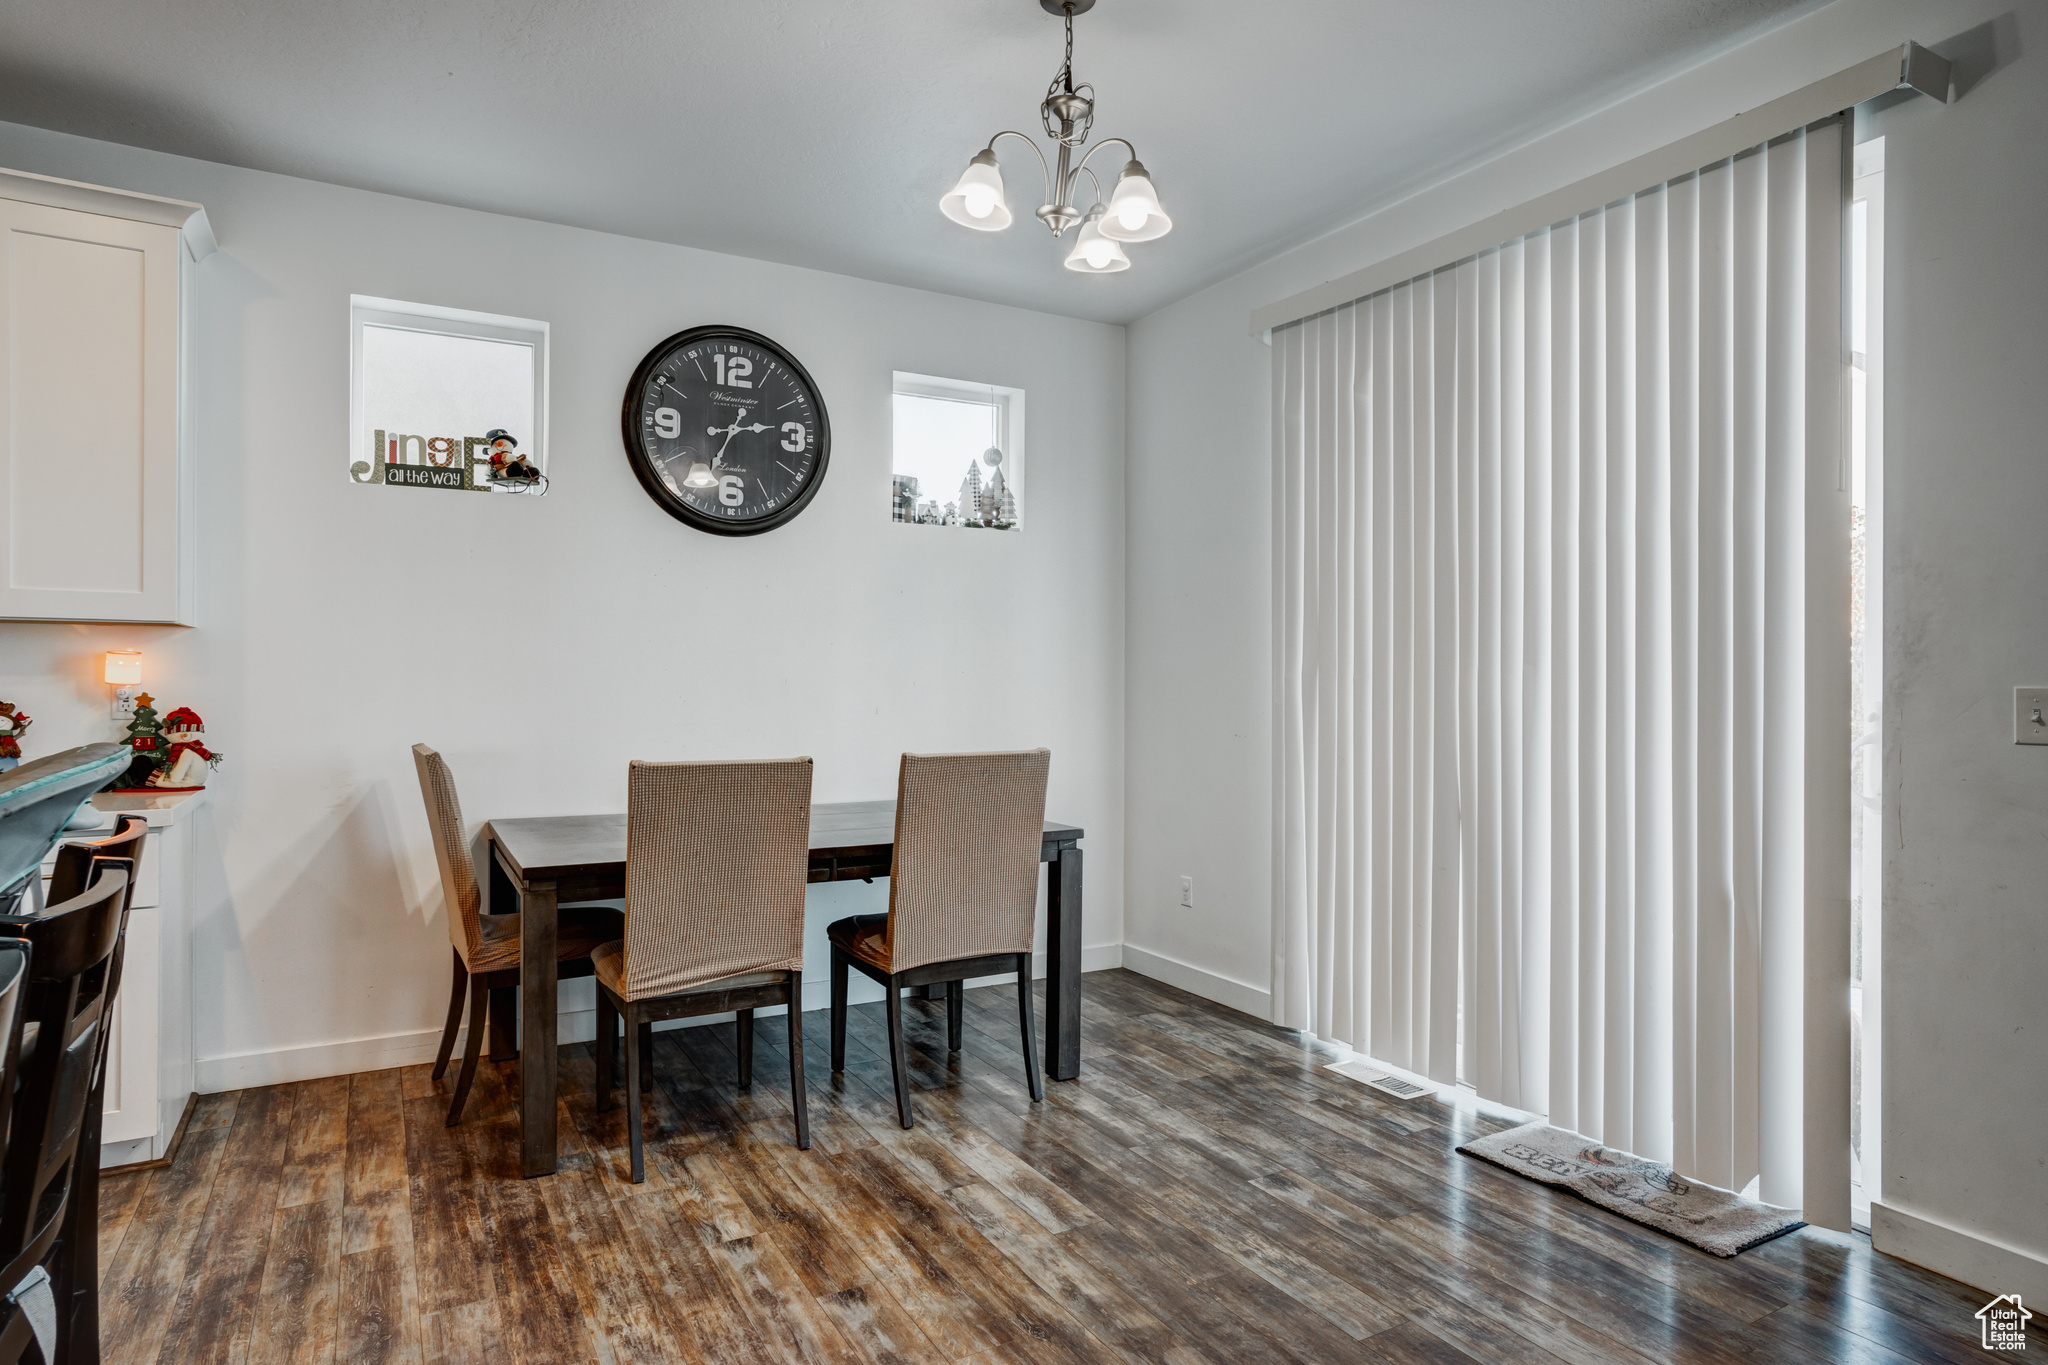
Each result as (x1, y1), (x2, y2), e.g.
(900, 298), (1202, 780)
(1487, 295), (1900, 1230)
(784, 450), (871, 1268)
(348, 295), (551, 480)
(890, 370), (1026, 528)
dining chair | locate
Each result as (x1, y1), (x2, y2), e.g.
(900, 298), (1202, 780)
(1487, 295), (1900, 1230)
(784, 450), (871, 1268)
(412, 744), (623, 1126)
(593, 757), (813, 1182)
(828, 748), (1050, 1129)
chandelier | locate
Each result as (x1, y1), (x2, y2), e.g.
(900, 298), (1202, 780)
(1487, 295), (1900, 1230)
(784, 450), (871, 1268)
(940, 0), (1172, 273)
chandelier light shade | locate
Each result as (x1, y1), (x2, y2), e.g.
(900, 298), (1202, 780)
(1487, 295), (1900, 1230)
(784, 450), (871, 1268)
(941, 0), (1171, 274)
(1064, 207), (1130, 273)
(941, 150), (1013, 230)
(1100, 161), (1171, 242)
(682, 461), (719, 489)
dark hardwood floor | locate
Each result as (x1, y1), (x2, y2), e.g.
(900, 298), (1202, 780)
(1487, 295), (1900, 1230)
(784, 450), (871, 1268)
(94, 968), (2022, 1363)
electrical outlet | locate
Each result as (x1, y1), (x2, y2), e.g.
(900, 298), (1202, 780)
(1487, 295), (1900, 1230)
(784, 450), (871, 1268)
(1179, 876), (1194, 909)
(2017, 687), (2048, 745)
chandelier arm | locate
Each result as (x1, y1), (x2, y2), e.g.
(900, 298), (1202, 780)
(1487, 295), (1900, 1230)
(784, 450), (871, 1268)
(988, 130), (1055, 208)
(1071, 137), (1137, 188)
(1075, 165), (1104, 208)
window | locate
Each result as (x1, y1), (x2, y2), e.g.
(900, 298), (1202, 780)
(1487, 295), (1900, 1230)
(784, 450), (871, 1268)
(890, 372), (1024, 530)
(348, 296), (549, 494)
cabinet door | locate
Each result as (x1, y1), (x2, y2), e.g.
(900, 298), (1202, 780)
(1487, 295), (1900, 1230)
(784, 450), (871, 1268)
(100, 903), (161, 1146)
(0, 198), (183, 622)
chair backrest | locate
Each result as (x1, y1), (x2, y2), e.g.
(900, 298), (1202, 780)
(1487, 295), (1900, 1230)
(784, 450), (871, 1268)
(884, 749), (1050, 972)
(411, 745), (483, 964)
(622, 758), (812, 999)
(47, 815), (146, 908)
(0, 941), (31, 1152)
(0, 865), (127, 1288)
(50, 816), (147, 1109)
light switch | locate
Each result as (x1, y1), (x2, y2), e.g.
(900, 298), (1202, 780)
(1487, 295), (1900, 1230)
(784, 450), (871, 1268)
(2016, 687), (2048, 745)
(1179, 876), (1195, 909)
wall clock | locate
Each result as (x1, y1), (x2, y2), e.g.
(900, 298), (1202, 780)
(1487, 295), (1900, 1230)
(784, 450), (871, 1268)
(620, 326), (831, 535)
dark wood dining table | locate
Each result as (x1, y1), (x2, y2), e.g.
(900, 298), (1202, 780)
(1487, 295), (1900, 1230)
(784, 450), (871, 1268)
(485, 800), (1085, 1177)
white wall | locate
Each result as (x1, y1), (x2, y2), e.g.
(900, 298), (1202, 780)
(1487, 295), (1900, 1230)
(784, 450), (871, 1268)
(0, 121), (1126, 1088)
(1125, 0), (2045, 1298)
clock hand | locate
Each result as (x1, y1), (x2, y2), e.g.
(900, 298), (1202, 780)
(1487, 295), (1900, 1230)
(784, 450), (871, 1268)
(707, 409), (749, 463)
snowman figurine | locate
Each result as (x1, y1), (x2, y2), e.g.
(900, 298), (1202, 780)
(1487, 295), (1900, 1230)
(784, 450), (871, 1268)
(484, 429), (541, 486)
(149, 706), (222, 789)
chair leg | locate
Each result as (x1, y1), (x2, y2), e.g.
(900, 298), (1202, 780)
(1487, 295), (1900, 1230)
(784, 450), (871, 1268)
(594, 987), (616, 1111)
(432, 948), (467, 1080)
(625, 1004), (646, 1184)
(737, 1008), (755, 1089)
(640, 1021), (655, 1093)
(884, 976), (914, 1129)
(488, 984), (518, 1061)
(446, 970), (490, 1126)
(830, 946), (848, 1073)
(1015, 957), (1044, 1103)
(786, 972), (810, 1150)
(947, 980), (964, 1053)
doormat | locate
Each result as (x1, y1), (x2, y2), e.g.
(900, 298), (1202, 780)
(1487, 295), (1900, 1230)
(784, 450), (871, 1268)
(1323, 1059), (1433, 1099)
(1457, 1121), (1805, 1257)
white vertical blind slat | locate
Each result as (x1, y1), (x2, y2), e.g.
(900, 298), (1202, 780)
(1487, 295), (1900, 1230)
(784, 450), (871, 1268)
(1271, 124), (1849, 1217)
(1430, 270), (1463, 1084)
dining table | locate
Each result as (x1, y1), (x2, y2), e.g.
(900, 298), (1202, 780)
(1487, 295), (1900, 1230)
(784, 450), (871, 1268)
(484, 799), (1085, 1177)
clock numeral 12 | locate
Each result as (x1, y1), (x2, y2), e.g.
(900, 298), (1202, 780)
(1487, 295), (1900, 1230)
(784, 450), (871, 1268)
(713, 354), (752, 389)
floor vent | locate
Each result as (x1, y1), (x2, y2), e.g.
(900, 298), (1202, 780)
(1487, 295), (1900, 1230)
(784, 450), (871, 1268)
(1324, 1059), (1433, 1099)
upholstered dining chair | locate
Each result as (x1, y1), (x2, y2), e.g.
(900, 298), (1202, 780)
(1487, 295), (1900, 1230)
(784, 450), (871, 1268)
(593, 757), (814, 1183)
(828, 748), (1050, 1129)
(412, 744), (623, 1126)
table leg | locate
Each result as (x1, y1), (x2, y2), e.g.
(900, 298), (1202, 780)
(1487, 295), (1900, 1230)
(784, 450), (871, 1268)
(518, 878), (559, 1177)
(1043, 845), (1082, 1081)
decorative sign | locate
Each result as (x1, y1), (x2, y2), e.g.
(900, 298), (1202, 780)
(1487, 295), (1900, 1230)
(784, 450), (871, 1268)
(352, 429), (544, 493)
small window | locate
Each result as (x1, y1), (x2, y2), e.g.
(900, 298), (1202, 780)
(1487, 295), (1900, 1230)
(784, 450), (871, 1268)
(348, 296), (550, 495)
(891, 372), (1024, 530)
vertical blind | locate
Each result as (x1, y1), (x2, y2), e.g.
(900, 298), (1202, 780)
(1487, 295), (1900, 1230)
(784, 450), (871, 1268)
(1271, 121), (1850, 1223)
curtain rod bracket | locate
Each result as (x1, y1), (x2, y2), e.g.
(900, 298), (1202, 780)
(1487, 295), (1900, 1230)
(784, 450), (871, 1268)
(1898, 40), (1952, 103)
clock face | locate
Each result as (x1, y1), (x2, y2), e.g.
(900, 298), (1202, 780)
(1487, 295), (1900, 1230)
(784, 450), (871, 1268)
(620, 326), (831, 535)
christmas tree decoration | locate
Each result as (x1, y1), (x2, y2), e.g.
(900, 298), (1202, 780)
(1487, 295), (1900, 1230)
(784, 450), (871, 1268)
(148, 707), (223, 790)
(114, 693), (168, 790)
(0, 701), (30, 772)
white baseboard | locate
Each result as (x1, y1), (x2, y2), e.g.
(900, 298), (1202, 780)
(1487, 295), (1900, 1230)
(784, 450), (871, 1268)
(1119, 943), (1271, 1019)
(195, 942), (1127, 1093)
(1871, 1200), (2048, 1303)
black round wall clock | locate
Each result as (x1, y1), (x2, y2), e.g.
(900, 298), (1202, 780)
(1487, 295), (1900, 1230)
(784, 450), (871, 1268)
(620, 326), (831, 535)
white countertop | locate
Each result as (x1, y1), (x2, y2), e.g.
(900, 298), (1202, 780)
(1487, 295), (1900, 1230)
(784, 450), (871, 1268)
(89, 786), (210, 829)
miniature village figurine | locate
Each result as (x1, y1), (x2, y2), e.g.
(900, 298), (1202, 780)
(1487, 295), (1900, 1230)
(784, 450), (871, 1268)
(0, 701), (29, 771)
(148, 706), (223, 789)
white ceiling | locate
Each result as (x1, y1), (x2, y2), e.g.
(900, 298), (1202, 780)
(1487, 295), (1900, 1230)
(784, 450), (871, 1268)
(0, 0), (1821, 324)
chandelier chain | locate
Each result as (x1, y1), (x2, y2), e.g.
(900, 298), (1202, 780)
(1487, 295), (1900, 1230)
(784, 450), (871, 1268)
(1042, 5), (1094, 147)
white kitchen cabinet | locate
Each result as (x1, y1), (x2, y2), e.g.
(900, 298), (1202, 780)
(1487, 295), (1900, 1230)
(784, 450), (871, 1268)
(0, 167), (214, 625)
(40, 788), (203, 1167)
